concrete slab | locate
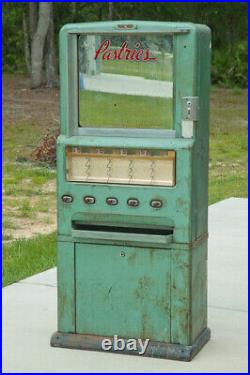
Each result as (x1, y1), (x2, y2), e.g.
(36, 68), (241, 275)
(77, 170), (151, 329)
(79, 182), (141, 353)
(2, 198), (248, 373)
(19, 267), (56, 288)
(208, 198), (248, 312)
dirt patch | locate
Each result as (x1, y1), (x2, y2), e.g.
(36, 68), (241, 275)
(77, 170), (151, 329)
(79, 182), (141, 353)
(2, 178), (57, 242)
(2, 74), (59, 128)
(41, 180), (56, 193)
(3, 214), (57, 243)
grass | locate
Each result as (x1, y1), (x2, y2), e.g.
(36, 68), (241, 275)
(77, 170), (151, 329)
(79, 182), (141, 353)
(2, 219), (18, 230)
(3, 121), (43, 162)
(79, 91), (172, 128)
(2, 232), (56, 287)
(2, 162), (56, 219)
(209, 131), (247, 204)
(208, 87), (248, 204)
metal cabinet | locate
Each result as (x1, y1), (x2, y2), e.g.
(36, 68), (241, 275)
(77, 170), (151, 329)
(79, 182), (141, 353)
(51, 20), (211, 361)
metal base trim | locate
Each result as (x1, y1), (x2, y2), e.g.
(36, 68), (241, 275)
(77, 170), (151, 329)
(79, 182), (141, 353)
(51, 328), (211, 361)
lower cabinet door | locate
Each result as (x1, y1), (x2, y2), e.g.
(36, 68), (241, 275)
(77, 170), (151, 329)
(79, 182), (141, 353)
(75, 243), (171, 342)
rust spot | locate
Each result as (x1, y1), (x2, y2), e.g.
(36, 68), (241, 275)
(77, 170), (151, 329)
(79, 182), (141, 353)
(177, 198), (186, 207)
(134, 276), (152, 300)
(148, 248), (155, 262)
(58, 291), (66, 320)
(108, 286), (112, 295)
(155, 296), (170, 313)
(127, 252), (136, 264)
(140, 311), (147, 338)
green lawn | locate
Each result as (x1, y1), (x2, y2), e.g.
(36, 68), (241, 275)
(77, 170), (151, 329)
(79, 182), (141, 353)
(209, 130), (247, 204)
(2, 233), (56, 286)
(208, 87), (247, 204)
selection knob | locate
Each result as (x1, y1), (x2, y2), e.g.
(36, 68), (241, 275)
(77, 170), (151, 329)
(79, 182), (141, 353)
(127, 198), (139, 207)
(106, 197), (118, 206)
(62, 195), (73, 203)
(150, 199), (163, 208)
(83, 196), (96, 204)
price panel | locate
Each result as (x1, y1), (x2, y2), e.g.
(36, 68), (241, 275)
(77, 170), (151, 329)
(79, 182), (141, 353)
(66, 146), (176, 186)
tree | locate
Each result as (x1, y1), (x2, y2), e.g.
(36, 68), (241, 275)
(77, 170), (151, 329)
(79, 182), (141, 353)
(45, 5), (58, 88)
(23, 2), (58, 88)
(108, 2), (113, 20)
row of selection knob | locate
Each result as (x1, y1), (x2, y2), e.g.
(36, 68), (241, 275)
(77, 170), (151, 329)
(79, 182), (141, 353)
(62, 195), (162, 208)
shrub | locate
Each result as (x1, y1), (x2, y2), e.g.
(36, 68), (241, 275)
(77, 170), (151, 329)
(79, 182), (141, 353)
(212, 41), (247, 88)
(30, 127), (59, 166)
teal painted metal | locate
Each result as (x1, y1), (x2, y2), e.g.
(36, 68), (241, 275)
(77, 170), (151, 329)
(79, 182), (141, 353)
(51, 20), (211, 361)
(75, 244), (171, 341)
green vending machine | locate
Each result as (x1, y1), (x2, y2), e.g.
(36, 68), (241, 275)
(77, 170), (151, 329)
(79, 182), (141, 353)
(51, 20), (211, 361)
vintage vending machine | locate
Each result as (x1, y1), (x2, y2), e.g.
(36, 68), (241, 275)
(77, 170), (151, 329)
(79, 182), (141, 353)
(51, 20), (211, 361)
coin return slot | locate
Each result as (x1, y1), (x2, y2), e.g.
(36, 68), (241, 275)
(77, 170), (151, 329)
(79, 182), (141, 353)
(72, 222), (173, 236)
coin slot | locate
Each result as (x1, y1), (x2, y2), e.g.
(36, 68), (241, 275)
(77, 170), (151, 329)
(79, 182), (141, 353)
(72, 222), (173, 236)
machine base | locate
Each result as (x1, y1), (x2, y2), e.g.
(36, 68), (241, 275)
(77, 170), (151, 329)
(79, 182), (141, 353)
(51, 328), (210, 361)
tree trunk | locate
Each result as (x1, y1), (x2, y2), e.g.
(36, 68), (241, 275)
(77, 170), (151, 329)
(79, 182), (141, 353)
(45, 5), (58, 88)
(108, 2), (113, 20)
(29, 2), (38, 36)
(30, 2), (51, 88)
(72, 2), (76, 21)
(22, 12), (31, 74)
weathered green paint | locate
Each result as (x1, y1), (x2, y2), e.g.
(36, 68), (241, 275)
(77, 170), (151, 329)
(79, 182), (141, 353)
(53, 20), (211, 360)
(75, 243), (171, 341)
(170, 241), (207, 345)
(191, 26), (211, 240)
(57, 241), (75, 333)
(191, 241), (208, 342)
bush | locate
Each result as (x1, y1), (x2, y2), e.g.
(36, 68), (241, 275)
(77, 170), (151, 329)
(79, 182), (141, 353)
(30, 127), (59, 166)
(212, 41), (247, 88)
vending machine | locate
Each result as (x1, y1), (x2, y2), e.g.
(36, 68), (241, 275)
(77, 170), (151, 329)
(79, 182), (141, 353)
(51, 20), (211, 361)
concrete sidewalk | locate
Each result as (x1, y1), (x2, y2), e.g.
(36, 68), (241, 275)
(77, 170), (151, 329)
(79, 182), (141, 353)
(3, 198), (248, 373)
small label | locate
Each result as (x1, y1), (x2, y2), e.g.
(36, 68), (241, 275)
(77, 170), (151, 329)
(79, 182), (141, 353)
(181, 120), (194, 138)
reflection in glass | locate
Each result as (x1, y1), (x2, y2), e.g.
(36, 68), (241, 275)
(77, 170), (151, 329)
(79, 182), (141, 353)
(78, 34), (173, 129)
